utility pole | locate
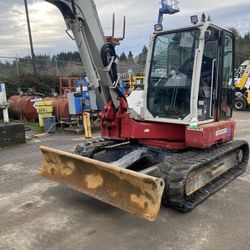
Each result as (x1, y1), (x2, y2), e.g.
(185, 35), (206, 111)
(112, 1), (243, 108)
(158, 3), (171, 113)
(24, 0), (36, 75)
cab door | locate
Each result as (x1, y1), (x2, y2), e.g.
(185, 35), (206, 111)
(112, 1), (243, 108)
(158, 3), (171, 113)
(217, 31), (234, 120)
(198, 26), (220, 121)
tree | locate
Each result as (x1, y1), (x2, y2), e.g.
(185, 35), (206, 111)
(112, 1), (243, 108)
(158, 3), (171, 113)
(228, 27), (241, 40)
(226, 27), (250, 67)
(127, 51), (135, 64)
(54, 51), (81, 61)
(201, 12), (206, 23)
(244, 32), (250, 40)
(119, 52), (127, 63)
(137, 46), (148, 65)
(200, 13), (212, 22)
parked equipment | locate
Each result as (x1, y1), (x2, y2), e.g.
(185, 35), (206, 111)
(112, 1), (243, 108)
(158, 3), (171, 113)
(44, 96), (69, 120)
(34, 101), (53, 127)
(59, 77), (79, 95)
(40, 0), (249, 221)
(234, 60), (250, 110)
(67, 92), (84, 115)
(8, 95), (41, 122)
(130, 75), (145, 90)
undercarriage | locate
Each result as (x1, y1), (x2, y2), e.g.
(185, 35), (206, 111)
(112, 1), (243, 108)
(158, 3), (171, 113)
(75, 139), (249, 211)
(40, 139), (249, 221)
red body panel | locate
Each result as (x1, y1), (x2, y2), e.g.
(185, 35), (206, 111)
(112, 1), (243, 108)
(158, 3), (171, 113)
(120, 113), (185, 140)
(139, 140), (186, 150)
(185, 120), (235, 149)
(99, 99), (235, 150)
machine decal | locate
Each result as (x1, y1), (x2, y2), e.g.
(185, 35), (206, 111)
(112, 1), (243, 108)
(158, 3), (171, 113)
(187, 126), (204, 131)
(216, 128), (228, 136)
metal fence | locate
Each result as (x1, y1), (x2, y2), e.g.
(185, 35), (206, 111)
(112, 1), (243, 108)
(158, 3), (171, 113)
(0, 57), (84, 79)
(0, 56), (145, 79)
(118, 63), (145, 75)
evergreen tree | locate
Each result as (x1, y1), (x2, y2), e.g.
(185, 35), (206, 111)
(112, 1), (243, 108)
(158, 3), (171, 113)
(201, 12), (206, 23)
(228, 27), (241, 39)
(244, 32), (250, 40)
(54, 51), (81, 61)
(137, 46), (148, 65)
(119, 52), (127, 62)
(127, 51), (135, 64)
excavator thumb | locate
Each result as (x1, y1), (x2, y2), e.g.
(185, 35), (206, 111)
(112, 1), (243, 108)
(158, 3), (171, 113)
(39, 146), (165, 221)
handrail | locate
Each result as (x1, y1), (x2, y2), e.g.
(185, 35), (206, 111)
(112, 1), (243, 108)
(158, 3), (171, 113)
(209, 59), (217, 118)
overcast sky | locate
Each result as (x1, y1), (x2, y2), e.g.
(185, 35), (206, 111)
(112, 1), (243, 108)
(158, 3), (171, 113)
(0, 0), (250, 59)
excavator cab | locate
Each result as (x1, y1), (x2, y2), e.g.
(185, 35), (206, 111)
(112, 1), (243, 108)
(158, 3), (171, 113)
(144, 23), (235, 125)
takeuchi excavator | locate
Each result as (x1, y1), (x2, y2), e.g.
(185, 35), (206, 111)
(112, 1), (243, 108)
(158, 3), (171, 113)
(40, 0), (249, 221)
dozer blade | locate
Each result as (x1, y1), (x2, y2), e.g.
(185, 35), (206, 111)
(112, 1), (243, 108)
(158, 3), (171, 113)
(39, 146), (165, 221)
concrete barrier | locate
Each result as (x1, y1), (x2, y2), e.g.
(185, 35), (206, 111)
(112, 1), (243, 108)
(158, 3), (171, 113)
(0, 123), (25, 146)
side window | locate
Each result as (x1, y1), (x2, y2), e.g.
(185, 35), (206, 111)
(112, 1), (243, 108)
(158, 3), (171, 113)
(222, 35), (233, 86)
(220, 34), (234, 119)
(198, 27), (219, 121)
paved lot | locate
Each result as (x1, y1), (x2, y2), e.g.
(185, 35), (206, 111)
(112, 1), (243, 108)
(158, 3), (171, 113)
(1, 111), (250, 250)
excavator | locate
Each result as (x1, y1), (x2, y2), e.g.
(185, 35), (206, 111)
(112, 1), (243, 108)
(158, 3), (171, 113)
(234, 60), (250, 110)
(40, 0), (249, 221)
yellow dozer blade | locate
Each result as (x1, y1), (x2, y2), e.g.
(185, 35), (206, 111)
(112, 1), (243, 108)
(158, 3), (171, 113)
(39, 146), (165, 221)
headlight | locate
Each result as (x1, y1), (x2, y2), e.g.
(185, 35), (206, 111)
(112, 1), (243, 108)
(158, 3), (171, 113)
(190, 15), (198, 25)
(154, 24), (163, 32)
(235, 92), (242, 97)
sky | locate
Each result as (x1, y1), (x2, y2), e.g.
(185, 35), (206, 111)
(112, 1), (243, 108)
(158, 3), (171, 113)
(0, 0), (250, 59)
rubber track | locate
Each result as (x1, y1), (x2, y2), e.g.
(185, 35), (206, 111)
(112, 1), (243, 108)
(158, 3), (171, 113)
(74, 139), (249, 212)
(159, 140), (249, 212)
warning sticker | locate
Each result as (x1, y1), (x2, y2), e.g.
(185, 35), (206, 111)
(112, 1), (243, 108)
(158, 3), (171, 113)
(187, 126), (204, 131)
(216, 128), (228, 136)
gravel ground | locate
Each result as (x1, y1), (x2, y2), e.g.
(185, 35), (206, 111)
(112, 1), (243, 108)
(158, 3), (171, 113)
(0, 111), (250, 250)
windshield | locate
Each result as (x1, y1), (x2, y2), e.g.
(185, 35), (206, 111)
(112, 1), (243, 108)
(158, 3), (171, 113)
(147, 29), (200, 119)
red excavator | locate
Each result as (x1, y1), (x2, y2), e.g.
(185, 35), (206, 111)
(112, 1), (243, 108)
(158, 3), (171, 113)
(40, 0), (249, 221)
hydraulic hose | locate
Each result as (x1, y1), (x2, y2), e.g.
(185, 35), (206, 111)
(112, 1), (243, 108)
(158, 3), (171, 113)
(101, 43), (118, 83)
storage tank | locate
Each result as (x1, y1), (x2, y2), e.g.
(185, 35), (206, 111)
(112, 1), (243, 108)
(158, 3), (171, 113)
(9, 95), (70, 122)
(8, 95), (41, 122)
(44, 96), (69, 120)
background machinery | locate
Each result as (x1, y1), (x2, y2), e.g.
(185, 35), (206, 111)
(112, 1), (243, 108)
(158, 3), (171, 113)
(234, 60), (250, 110)
(40, 0), (249, 221)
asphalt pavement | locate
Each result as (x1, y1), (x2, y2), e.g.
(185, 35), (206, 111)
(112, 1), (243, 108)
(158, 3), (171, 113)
(0, 111), (250, 250)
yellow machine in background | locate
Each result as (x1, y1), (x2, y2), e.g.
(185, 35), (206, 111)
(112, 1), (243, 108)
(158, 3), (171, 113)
(235, 60), (250, 110)
(121, 75), (145, 97)
(129, 76), (145, 90)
